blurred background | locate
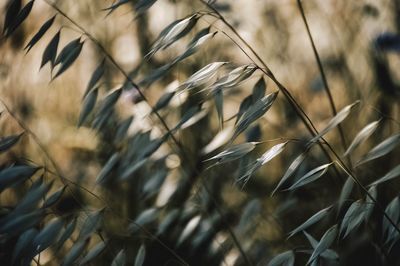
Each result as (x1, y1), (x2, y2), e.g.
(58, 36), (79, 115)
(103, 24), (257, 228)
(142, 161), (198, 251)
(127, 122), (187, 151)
(1, 0), (400, 265)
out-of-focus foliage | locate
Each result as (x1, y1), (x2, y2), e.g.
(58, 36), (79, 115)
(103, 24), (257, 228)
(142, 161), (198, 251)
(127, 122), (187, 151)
(0, 0), (399, 265)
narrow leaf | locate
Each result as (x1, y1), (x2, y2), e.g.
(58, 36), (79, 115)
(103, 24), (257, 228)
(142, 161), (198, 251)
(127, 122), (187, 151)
(268, 250), (295, 266)
(24, 15), (56, 53)
(41, 30), (60, 68)
(338, 177), (354, 212)
(344, 119), (381, 156)
(135, 245), (146, 266)
(310, 101), (360, 143)
(78, 87), (98, 127)
(0, 165), (40, 192)
(62, 240), (88, 266)
(134, 0), (158, 14)
(32, 218), (64, 254)
(307, 225), (338, 265)
(232, 91), (278, 141)
(78, 210), (103, 241)
(43, 186), (66, 208)
(12, 228), (37, 263)
(288, 206), (332, 238)
(181, 62), (226, 90)
(0, 132), (24, 152)
(3, 0), (22, 35)
(272, 150), (308, 196)
(5, 0), (34, 37)
(96, 153), (120, 184)
(252, 77), (266, 102)
(79, 241), (107, 265)
(357, 133), (400, 166)
(53, 40), (84, 79)
(84, 59), (105, 97)
(369, 164), (400, 187)
(111, 249), (126, 266)
(204, 142), (256, 164)
(287, 163), (333, 191)
(237, 142), (287, 185)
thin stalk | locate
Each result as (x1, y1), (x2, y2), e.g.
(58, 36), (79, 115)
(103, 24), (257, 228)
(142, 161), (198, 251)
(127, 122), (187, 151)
(42, 1), (249, 264)
(296, 0), (348, 158)
(0, 99), (190, 266)
(198, 0), (400, 235)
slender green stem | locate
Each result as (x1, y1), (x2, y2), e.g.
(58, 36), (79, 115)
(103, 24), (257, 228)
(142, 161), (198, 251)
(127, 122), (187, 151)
(41, 1), (249, 264)
(198, 0), (400, 236)
(296, 0), (349, 159)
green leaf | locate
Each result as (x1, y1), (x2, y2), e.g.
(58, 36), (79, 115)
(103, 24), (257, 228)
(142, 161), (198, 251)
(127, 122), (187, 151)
(0, 132), (24, 152)
(111, 249), (126, 266)
(134, 245), (146, 266)
(340, 201), (365, 238)
(232, 91), (278, 141)
(237, 142), (287, 185)
(383, 197), (400, 244)
(24, 15), (56, 53)
(310, 101), (360, 143)
(56, 218), (76, 250)
(357, 133), (400, 166)
(96, 153), (120, 184)
(11, 180), (52, 215)
(41, 30), (60, 69)
(4, 0), (34, 37)
(369, 164), (400, 187)
(156, 209), (179, 236)
(0, 209), (44, 236)
(43, 186), (66, 208)
(152, 90), (176, 113)
(235, 95), (253, 125)
(286, 163), (333, 191)
(209, 64), (257, 93)
(134, 0), (158, 14)
(287, 206), (332, 238)
(78, 210), (103, 240)
(3, 0), (22, 35)
(148, 14), (198, 57)
(338, 177), (354, 212)
(303, 231), (339, 261)
(32, 217), (64, 254)
(258, 142), (288, 165)
(103, 0), (129, 13)
(78, 87), (98, 127)
(204, 142), (257, 164)
(129, 208), (158, 233)
(93, 88), (122, 129)
(172, 31), (217, 64)
(62, 240), (88, 266)
(0, 165), (40, 192)
(120, 158), (147, 181)
(115, 116), (134, 142)
(268, 250), (295, 266)
(181, 62), (226, 90)
(252, 77), (266, 102)
(307, 225), (338, 265)
(272, 150), (308, 196)
(84, 59), (105, 98)
(177, 215), (201, 246)
(79, 241), (107, 265)
(53, 39), (84, 79)
(343, 119), (381, 156)
(12, 228), (37, 263)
